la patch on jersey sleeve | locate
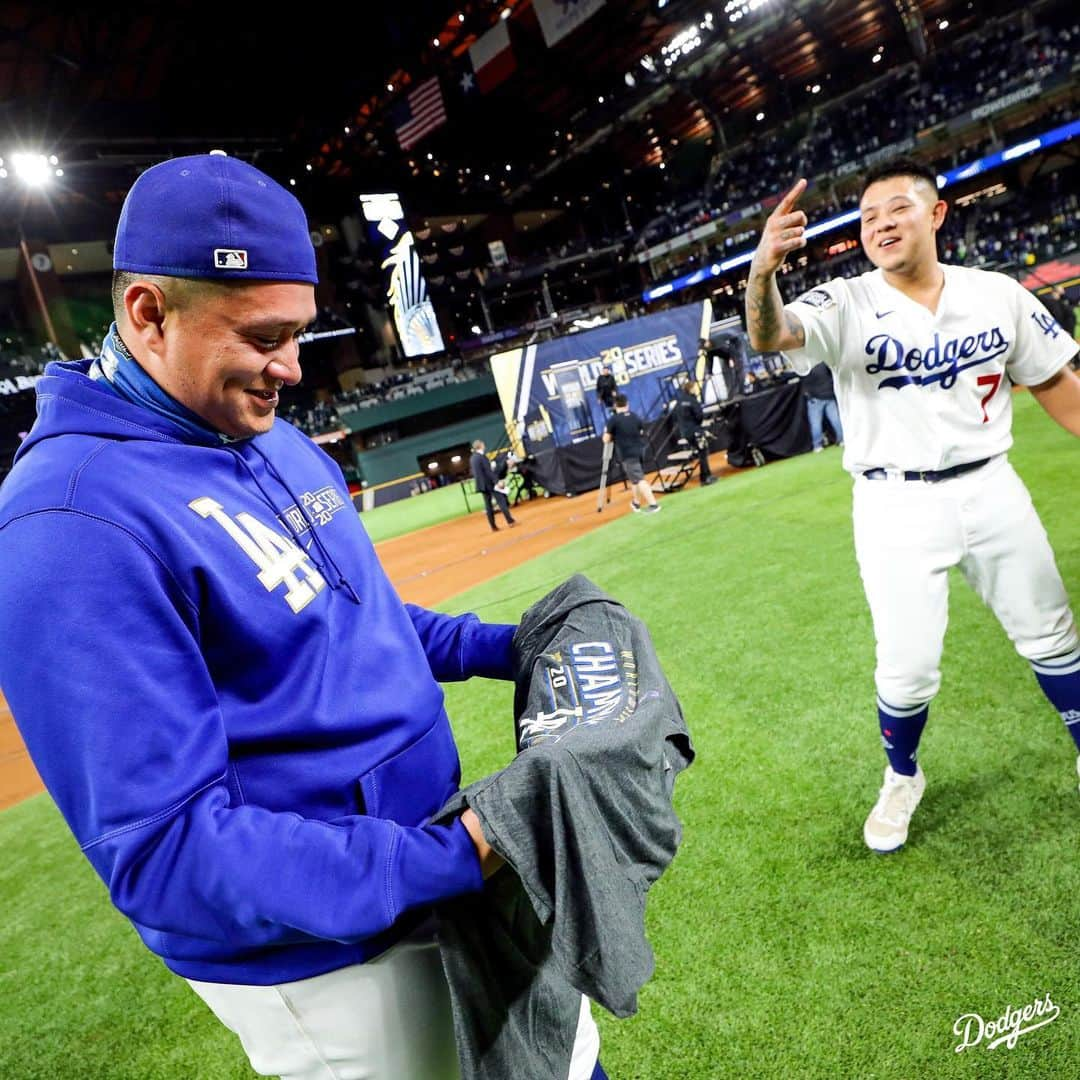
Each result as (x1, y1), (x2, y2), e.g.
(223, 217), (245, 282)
(795, 287), (835, 309)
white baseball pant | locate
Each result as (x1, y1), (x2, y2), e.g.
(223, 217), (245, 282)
(187, 927), (600, 1080)
(852, 455), (1078, 709)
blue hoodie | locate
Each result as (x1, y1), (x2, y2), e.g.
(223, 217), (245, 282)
(0, 358), (515, 985)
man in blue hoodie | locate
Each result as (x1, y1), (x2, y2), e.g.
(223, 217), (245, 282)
(0, 154), (603, 1079)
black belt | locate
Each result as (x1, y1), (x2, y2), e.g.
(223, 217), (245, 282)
(862, 458), (990, 483)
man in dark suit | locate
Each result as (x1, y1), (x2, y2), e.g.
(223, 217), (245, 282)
(470, 440), (516, 531)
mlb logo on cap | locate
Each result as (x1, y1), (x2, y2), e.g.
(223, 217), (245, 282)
(215, 249), (249, 270)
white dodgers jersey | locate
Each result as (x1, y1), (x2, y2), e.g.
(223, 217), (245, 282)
(785, 265), (1077, 474)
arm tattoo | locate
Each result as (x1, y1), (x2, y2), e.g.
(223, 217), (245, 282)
(745, 272), (780, 347)
(783, 310), (806, 347)
(746, 268), (806, 349)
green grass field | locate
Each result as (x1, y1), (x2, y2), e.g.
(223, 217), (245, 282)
(3, 391), (1079, 1078)
(360, 480), (480, 543)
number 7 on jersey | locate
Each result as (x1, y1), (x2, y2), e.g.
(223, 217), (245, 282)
(977, 373), (1002, 424)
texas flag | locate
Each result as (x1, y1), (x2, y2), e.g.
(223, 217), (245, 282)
(465, 20), (516, 94)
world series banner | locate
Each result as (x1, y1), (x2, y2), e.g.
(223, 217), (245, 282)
(490, 300), (711, 451)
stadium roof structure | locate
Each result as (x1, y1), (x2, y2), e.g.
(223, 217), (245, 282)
(0, 0), (1043, 239)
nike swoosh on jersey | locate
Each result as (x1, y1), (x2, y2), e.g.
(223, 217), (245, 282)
(875, 310), (894, 319)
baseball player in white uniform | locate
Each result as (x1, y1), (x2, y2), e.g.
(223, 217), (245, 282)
(745, 158), (1080, 852)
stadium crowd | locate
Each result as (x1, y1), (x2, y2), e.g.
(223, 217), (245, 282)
(636, 9), (1078, 249)
(280, 357), (492, 436)
(282, 400), (343, 436)
(333, 360), (487, 411)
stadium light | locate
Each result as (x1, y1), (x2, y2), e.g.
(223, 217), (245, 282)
(725, 0), (770, 23)
(661, 22), (705, 68)
(11, 153), (52, 187)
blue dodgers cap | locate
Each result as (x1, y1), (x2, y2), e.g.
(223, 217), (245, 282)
(113, 152), (318, 284)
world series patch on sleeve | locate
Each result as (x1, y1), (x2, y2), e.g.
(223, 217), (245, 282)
(796, 287), (835, 309)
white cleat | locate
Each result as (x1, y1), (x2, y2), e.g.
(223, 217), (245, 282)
(864, 765), (926, 854)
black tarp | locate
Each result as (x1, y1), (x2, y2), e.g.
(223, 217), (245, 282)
(724, 381), (811, 466)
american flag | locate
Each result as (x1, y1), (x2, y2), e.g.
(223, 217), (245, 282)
(393, 77), (447, 151)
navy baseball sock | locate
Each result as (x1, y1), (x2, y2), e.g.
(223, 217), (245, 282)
(877, 697), (929, 776)
(590, 1062), (610, 1080)
(1031, 647), (1080, 751)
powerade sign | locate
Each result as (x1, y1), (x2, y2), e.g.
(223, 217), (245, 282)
(491, 300), (711, 448)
